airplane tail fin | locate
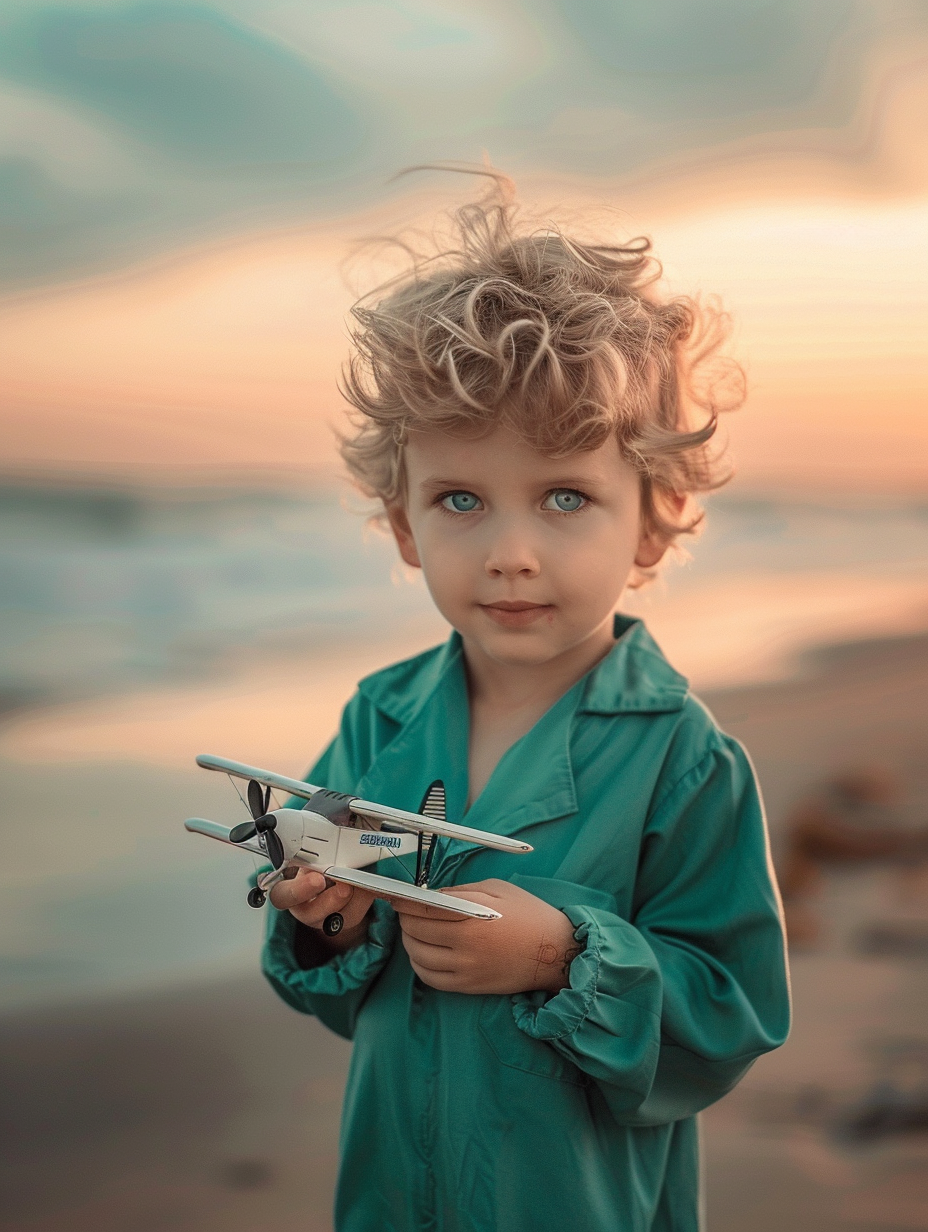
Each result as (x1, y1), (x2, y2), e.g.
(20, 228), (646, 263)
(418, 780), (447, 823)
(416, 780), (446, 887)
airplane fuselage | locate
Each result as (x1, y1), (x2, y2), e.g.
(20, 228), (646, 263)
(261, 806), (421, 875)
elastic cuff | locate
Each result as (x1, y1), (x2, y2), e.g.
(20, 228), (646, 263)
(262, 896), (397, 997)
(512, 908), (603, 1042)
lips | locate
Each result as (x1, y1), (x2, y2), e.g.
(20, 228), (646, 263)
(479, 601), (554, 628)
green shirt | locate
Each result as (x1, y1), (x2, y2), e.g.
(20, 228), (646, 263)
(262, 618), (790, 1232)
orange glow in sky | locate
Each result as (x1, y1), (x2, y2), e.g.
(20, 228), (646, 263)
(2, 183), (926, 494)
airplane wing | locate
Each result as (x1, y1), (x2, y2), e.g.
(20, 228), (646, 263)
(323, 866), (501, 919)
(345, 801), (532, 853)
(196, 753), (533, 855)
(196, 754), (320, 801)
(185, 817), (266, 857)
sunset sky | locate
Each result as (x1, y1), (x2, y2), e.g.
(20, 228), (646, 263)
(1, 0), (926, 494)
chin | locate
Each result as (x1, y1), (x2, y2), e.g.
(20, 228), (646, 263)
(468, 629), (570, 667)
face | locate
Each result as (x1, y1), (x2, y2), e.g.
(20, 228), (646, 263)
(387, 425), (666, 670)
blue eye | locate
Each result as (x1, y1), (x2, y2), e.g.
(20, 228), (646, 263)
(543, 489), (586, 512)
(441, 491), (482, 513)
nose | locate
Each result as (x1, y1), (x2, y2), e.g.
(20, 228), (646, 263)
(484, 522), (541, 580)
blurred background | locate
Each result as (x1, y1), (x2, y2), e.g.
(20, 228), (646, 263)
(1, 2), (927, 1229)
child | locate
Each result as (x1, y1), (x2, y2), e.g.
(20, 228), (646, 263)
(262, 175), (790, 1232)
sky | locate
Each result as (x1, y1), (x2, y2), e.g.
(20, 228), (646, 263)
(1, 0), (926, 493)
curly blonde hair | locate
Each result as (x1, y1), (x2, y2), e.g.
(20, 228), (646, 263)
(339, 170), (743, 546)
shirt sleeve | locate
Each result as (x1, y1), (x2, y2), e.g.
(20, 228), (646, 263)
(259, 693), (401, 1040)
(511, 736), (790, 1125)
(262, 897), (398, 1040)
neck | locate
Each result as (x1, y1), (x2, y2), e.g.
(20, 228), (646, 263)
(462, 618), (617, 716)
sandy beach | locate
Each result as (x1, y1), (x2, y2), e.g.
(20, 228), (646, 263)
(2, 627), (928, 1231)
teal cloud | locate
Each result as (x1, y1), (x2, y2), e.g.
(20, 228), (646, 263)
(496, 0), (865, 176)
(559, 0), (851, 86)
(0, 2), (365, 166)
(0, 156), (149, 283)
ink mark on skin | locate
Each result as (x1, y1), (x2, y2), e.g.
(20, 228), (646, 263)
(534, 939), (582, 987)
(533, 939), (561, 987)
(562, 946), (582, 980)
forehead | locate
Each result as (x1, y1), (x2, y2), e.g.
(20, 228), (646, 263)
(403, 425), (631, 486)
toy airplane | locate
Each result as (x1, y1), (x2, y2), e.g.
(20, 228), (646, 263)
(185, 754), (532, 935)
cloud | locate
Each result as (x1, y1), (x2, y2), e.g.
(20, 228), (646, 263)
(0, 157), (141, 284)
(0, 2), (367, 165)
(559, 0), (852, 89)
(0, 80), (132, 186)
(237, 0), (523, 85)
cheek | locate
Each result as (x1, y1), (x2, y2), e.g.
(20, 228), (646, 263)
(548, 519), (639, 594)
(415, 526), (476, 596)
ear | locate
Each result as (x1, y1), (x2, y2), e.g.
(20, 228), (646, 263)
(634, 492), (687, 569)
(634, 528), (668, 570)
(385, 503), (422, 569)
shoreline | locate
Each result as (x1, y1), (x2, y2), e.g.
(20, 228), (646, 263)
(4, 603), (928, 767)
(4, 482), (928, 728)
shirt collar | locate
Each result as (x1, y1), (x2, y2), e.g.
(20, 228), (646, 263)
(579, 615), (689, 715)
(357, 633), (463, 727)
(358, 615), (688, 725)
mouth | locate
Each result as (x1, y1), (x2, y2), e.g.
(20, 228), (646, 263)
(479, 601), (555, 628)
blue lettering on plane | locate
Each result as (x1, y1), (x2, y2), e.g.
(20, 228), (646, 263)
(359, 833), (402, 849)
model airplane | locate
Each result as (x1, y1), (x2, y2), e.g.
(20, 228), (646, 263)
(185, 754), (532, 935)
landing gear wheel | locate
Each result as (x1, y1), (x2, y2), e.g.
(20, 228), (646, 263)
(322, 912), (344, 937)
(246, 887), (267, 909)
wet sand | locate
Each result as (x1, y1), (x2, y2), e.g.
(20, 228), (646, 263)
(0, 975), (349, 1232)
(3, 630), (928, 1231)
(704, 633), (928, 1232)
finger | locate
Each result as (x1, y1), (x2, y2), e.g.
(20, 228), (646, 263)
(407, 959), (462, 992)
(388, 897), (444, 917)
(401, 934), (458, 973)
(269, 869), (327, 911)
(441, 879), (508, 899)
(389, 884), (501, 913)
(388, 897), (471, 921)
(398, 915), (464, 947)
(293, 882), (356, 927)
(437, 887), (502, 908)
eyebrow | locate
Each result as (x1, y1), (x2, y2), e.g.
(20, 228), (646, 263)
(416, 477), (490, 498)
(539, 477), (603, 489)
(416, 475), (602, 493)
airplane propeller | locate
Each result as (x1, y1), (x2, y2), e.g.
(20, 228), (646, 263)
(229, 780), (285, 868)
(248, 778), (270, 821)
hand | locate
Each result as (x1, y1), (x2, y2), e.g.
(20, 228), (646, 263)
(270, 869), (374, 951)
(392, 879), (582, 995)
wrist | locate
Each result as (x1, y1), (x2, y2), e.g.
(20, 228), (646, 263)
(534, 913), (583, 993)
(538, 947), (579, 993)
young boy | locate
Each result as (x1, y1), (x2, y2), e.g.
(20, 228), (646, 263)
(262, 180), (790, 1232)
